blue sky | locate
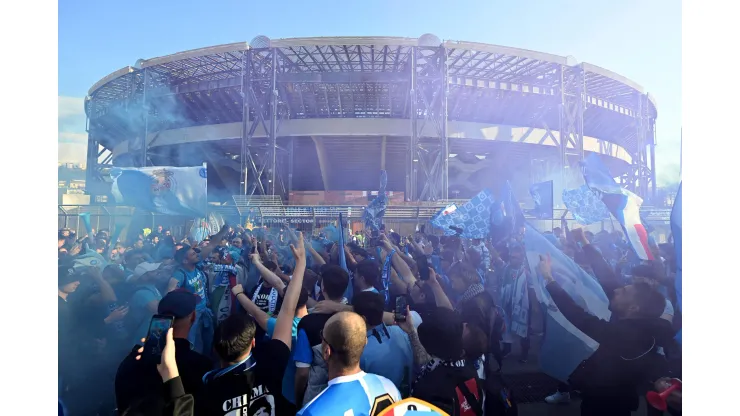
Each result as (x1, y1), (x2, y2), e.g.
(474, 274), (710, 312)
(58, 0), (681, 185)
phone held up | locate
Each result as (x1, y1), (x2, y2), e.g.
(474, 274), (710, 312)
(143, 314), (174, 363)
(394, 295), (408, 323)
(413, 252), (431, 281)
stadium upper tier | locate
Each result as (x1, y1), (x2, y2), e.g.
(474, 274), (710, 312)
(84, 36), (657, 200)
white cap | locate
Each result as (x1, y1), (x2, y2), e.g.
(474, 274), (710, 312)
(133, 262), (162, 279)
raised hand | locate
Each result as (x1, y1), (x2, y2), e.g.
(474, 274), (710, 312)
(290, 232), (306, 262)
(538, 253), (554, 283)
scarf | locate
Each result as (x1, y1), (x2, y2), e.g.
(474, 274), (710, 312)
(381, 249), (395, 308)
(252, 281), (279, 315)
(211, 264), (238, 325)
(202, 353), (257, 384)
(457, 283), (485, 308)
(412, 357), (467, 394)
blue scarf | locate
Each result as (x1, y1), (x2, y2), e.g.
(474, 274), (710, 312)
(381, 249), (395, 308)
(202, 353), (257, 384)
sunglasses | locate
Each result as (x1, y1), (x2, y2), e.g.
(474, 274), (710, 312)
(319, 329), (344, 355)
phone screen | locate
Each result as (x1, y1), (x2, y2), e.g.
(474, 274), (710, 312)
(394, 295), (408, 323)
(413, 253), (431, 281)
(143, 315), (174, 363)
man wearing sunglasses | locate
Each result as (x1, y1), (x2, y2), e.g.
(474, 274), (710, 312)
(297, 311), (400, 416)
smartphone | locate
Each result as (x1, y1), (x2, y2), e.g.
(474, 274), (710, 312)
(394, 295), (408, 323)
(413, 253), (431, 281)
(143, 315), (174, 363)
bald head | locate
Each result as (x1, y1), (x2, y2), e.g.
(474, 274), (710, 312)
(323, 311), (367, 368)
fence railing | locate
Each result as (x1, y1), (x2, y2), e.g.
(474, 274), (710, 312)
(60, 204), (672, 240)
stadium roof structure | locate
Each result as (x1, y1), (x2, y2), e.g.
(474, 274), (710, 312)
(85, 35), (657, 202)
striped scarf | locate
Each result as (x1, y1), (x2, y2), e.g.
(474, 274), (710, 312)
(212, 264), (238, 325)
(381, 249), (395, 308)
(252, 281), (279, 315)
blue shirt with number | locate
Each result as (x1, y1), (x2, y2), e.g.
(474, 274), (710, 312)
(297, 371), (401, 416)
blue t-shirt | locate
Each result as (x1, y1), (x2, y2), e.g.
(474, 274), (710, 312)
(267, 316), (303, 405)
(294, 328), (313, 366)
(360, 324), (413, 396)
(128, 285), (162, 343)
(174, 267), (208, 311)
(297, 371), (401, 416)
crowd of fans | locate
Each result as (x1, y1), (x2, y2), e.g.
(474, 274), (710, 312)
(58, 216), (682, 416)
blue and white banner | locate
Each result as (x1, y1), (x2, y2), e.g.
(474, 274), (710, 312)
(363, 170), (388, 232)
(338, 212), (353, 302)
(523, 225), (611, 382)
(562, 185), (611, 225)
(430, 189), (497, 239)
(581, 154), (653, 260)
(528, 180), (554, 219)
(111, 165), (207, 217)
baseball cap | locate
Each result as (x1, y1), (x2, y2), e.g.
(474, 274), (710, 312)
(133, 262), (162, 279)
(158, 289), (199, 319)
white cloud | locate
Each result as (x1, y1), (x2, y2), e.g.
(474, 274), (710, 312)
(58, 96), (87, 164)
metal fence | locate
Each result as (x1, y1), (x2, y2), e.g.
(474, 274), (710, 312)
(59, 204), (673, 242)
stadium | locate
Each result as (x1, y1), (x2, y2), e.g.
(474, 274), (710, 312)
(84, 35), (657, 212)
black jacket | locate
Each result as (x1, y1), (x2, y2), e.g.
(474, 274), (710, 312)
(199, 338), (294, 416)
(115, 338), (213, 414)
(546, 281), (675, 411)
(413, 362), (485, 416)
(121, 377), (195, 416)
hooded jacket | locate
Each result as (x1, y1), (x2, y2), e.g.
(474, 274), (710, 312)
(546, 281), (676, 411)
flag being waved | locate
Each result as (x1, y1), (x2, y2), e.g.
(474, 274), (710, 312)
(111, 165), (208, 217)
(528, 180), (554, 219)
(581, 154), (653, 260)
(523, 225), (611, 382)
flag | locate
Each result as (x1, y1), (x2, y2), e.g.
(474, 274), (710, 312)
(429, 204), (460, 236)
(562, 185), (611, 225)
(338, 213), (353, 302)
(522, 225), (612, 382)
(110, 165), (207, 217)
(581, 154), (653, 260)
(490, 181), (526, 244)
(363, 170), (388, 231)
(671, 184), (682, 342)
(429, 189), (497, 238)
(528, 180), (554, 219)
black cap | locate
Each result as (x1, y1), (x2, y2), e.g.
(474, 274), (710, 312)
(58, 265), (78, 287)
(158, 289), (199, 319)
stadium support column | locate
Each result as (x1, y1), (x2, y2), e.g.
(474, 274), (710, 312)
(407, 49), (417, 202)
(240, 50), (251, 196)
(141, 68), (150, 167)
(632, 93), (650, 199)
(269, 51), (278, 196)
(288, 137), (294, 196)
(558, 64), (585, 191)
(413, 44), (449, 202)
(241, 47), (278, 197)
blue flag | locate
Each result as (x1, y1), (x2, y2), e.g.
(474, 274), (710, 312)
(338, 213), (353, 302)
(671, 184), (682, 343)
(528, 180), (554, 219)
(430, 189), (497, 238)
(363, 171), (388, 232)
(581, 154), (653, 261)
(111, 165), (207, 217)
(562, 185), (611, 225)
(522, 225), (612, 382)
